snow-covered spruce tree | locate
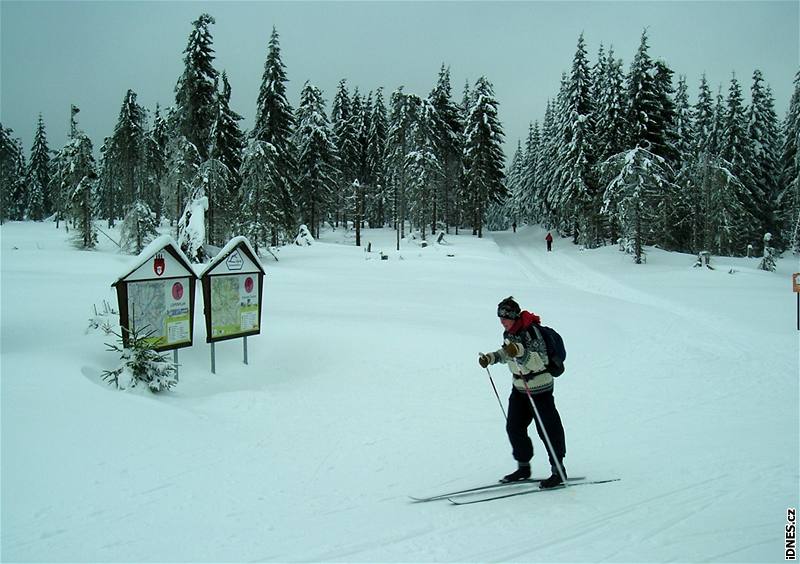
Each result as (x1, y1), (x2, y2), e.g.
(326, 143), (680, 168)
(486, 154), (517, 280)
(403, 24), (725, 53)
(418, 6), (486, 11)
(429, 65), (463, 233)
(693, 75), (716, 155)
(591, 42), (607, 120)
(295, 81), (339, 239)
(720, 75), (752, 178)
(719, 74), (759, 250)
(536, 100), (560, 227)
(251, 26), (297, 245)
(625, 31), (679, 171)
(331, 79), (357, 228)
(700, 154), (754, 256)
(26, 175), (46, 222)
(366, 87), (389, 228)
(651, 61), (681, 167)
(0, 125), (27, 223)
(26, 115), (52, 220)
(505, 141), (526, 226)
(386, 88), (413, 241)
(63, 133), (98, 249)
(142, 105), (167, 223)
(98, 89), (147, 227)
(96, 137), (122, 229)
(625, 31), (658, 150)
(358, 92), (374, 202)
(545, 75), (572, 232)
(558, 33), (599, 247)
(703, 87), (727, 158)
(119, 200), (159, 254)
(240, 139), (279, 253)
(679, 77), (752, 257)
(463, 76), (506, 237)
(162, 132), (200, 228)
(363, 91), (391, 230)
(206, 71), (245, 245)
(47, 146), (68, 229)
(519, 122), (541, 224)
(174, 13), (218, 163)
(102, 324), (177, 392)
(678, 81), (753, 254)
(114, 90), (146, 211)
(405, 95), (443, 240)
(349, 89), (368, 245)
(648, 61), (683, 250)
(675, 77), (722, 255)
(747, 70), (782, 245)
(454, 80), (473, 233)
(601, 147), (676, 264)
(595, 47), (627, 163)
(485, 199), (511, 231)
(777, 71), (800, 253)
(673, 76), (694, 176)
(662, 75), (695, 252)
(166, 13), (219, 235)
(591, 47), (626, 243)
(662, 76), (694, 252)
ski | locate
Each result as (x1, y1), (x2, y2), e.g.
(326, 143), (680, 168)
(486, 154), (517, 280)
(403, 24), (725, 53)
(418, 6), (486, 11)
(409, 476), (586, 503)
(448, 478), (621, 505)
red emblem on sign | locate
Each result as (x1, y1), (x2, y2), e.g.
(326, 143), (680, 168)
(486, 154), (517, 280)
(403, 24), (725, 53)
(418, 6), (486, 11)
(172, 282), (184, 300)
(244, 276), (254, 293)
(154, 253), (165, 276)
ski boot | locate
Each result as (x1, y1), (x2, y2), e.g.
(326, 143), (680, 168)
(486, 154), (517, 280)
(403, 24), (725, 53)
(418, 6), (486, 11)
(500, 463), (531, 483)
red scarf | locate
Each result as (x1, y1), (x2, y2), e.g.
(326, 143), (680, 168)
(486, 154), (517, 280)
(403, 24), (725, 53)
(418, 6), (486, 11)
(508, 310), (541, 334)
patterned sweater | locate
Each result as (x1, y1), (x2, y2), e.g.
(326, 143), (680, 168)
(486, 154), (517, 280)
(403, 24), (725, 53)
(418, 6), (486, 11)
(486, 311), (554, 394)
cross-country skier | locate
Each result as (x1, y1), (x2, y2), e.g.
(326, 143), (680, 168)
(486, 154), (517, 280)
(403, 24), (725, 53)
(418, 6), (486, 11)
(478, 296), (567, 489)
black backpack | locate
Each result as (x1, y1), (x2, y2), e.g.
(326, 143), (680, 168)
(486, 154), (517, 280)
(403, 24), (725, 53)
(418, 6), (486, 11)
(529, 323), (567, 377)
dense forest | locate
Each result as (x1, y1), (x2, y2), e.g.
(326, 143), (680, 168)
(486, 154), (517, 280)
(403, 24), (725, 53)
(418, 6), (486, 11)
(1, 14), (797, 265)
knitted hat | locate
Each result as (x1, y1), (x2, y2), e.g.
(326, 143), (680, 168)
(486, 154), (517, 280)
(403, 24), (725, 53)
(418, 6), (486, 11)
(497, 296), (521, 319)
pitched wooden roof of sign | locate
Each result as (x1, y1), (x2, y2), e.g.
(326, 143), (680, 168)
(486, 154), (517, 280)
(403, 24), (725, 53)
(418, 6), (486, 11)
(199, 236), (265, 277)
(112, 236), (197, 285)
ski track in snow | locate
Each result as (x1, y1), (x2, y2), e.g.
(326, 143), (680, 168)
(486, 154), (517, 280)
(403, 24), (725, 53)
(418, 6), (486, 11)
(488, 228), (781, 362)
(1, 222), (796, 563)
(493, 229), (722, 329)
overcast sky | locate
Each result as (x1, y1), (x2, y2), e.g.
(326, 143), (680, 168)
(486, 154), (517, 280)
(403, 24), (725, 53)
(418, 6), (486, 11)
(1, 1), (798, 159)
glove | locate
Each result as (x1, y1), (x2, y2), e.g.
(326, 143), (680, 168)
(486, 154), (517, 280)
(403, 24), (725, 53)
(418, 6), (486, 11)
(503, 341), (519, 356)
(478, 353), (490, 368)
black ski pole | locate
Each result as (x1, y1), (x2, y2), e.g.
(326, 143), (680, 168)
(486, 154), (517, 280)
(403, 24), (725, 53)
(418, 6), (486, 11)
(521, 377), (568, 486)
(485, 367), (507, 422)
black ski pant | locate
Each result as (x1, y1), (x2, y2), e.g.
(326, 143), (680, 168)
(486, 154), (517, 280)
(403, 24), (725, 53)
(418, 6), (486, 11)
(506, 388), (566, 470)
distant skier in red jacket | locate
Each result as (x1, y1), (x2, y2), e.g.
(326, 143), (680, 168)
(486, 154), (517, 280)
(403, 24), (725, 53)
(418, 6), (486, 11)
(545, 232), (553, 252)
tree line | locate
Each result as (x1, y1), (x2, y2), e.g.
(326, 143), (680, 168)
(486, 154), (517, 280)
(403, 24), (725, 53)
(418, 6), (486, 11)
(501, 31), (799, 262)
(1, 17), (797, 264)
(0, 14), (504, 258)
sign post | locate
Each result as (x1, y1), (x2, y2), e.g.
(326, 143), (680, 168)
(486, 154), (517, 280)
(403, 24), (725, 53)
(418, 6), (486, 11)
(793, 273), (800, 331)
(199, 237), (266, 374)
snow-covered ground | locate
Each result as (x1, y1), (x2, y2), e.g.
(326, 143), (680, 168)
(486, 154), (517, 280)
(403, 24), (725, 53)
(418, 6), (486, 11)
(1, 220), (797, 562)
